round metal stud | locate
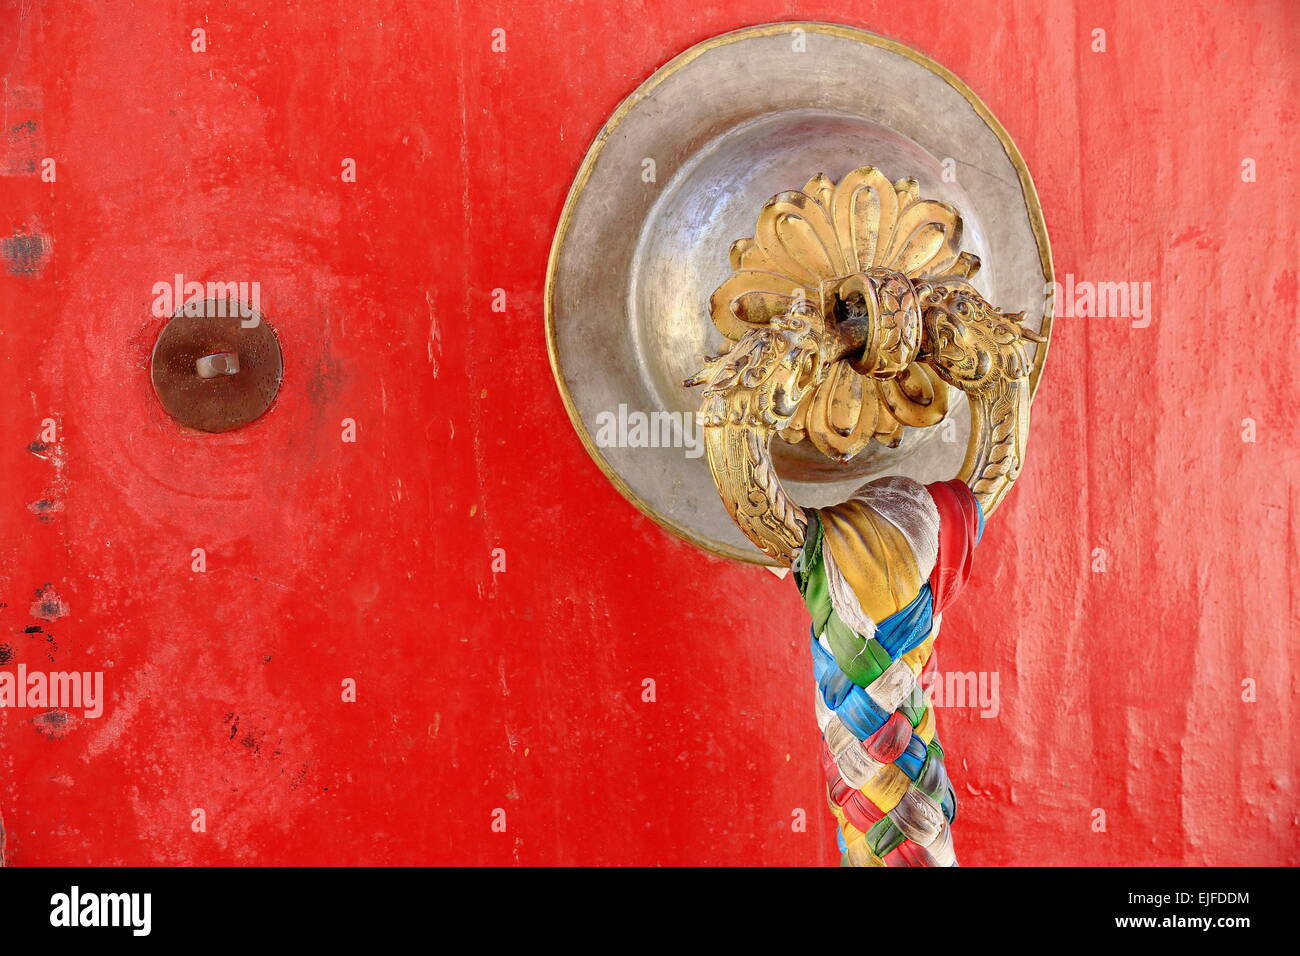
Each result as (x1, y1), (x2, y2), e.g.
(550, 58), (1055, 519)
(150, 301), (283, 433)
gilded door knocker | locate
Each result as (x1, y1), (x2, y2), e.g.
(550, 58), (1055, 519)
(685, 167), (1044, 866)
(547, 22), (1053, 866)
(686, 166), (1044, 564)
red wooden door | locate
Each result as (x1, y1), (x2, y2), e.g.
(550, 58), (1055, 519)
(1, 0), (1295, 865)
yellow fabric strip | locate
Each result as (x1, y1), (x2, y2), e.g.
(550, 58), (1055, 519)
(861, 763), (909, 813)
(817, 498), (921, 623)
(902, 634), (934, 675)
(916, 702), (936, 745)
(844, 834), (886, 867)
(829, 798), (887, 867)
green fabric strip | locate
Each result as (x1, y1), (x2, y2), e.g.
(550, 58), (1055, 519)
(915, 742), (947, 801)
(799, 512), (904, 690)
(823, 614), (890, 687)
(866, 817), (906, 858)
(796, 513), (833, 636)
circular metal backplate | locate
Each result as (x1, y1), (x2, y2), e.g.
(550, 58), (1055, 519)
(150, 302), (283, 433)
(547, 22), (1054, 565)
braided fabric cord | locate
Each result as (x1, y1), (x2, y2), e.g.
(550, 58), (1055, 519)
(793, 476), (984, 867)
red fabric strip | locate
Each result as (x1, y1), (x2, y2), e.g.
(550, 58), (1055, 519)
(885, 839), (940, 867)
(842, 790), (887, 831)
(926, 480), (980, 612)
(864, 711), (912, 763)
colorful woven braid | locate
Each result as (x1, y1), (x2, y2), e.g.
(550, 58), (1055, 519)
(792, 475), (984, 867)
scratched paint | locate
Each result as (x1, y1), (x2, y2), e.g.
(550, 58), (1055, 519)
(0, 0), (1295, 865)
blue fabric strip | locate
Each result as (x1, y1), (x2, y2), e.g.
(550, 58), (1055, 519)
(941, 785), (957, 823)
(811, 636), (888, 739)
(874, 584), (934, 659)
(895, 735), (929, 781)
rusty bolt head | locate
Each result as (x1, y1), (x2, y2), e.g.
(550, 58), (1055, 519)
(150, 301), (283, 433)
(195, 351), (240, 379)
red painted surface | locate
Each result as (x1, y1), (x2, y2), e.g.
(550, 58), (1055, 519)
(0, 0), (1295, 866)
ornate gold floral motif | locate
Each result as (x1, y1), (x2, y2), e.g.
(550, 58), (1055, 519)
(708, 168), (974, 460)
(688, 167), (1046, 563)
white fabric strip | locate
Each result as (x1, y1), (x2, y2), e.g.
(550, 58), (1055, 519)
(823, 715), (856, 756)
(865, 658), (918, 712)
(849, 475), (940, 582)
(835, 739), (885, 790)
(892, 788), (945, 846)
(927, 821), (957, 866)
(813, 683), (835, 733)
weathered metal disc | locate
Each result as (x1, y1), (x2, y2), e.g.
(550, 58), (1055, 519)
(547, 22), (1053, 565)
(150, 302), (283, 433)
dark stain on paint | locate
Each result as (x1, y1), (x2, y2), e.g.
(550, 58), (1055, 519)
(1, 232), (50, 276)
(2, 119), (40, 175)
(23, 624), (56, 662)
(33, 709), (75, 739)
(30, 585), (68, 622)
(223, 712), (266, 755)
(0, 643), (13, 665)
(27, 499), (63, 521)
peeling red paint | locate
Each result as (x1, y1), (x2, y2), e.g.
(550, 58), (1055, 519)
(29, 586), (69, 623)
(26, 499), (64, 520)
(32, 709), (77, 740)
(0, 231), (51, 276)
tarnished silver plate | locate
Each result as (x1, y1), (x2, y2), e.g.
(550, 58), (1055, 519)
(547, 22), (1053, 565)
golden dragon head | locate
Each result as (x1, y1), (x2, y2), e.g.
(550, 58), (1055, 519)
(915, 280), (1045, 395)
(684, 298), (828, 431)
